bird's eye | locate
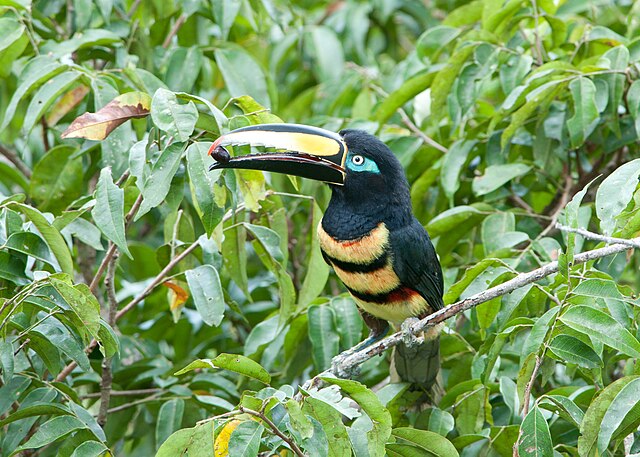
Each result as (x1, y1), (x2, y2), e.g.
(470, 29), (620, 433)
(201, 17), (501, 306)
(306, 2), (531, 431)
(352, 155), (364, 166)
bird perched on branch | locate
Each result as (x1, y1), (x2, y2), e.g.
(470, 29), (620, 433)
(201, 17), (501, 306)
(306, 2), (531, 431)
(208, 124), (444, 392)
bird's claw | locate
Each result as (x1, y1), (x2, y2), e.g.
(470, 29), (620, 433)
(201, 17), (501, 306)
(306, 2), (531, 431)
(401, 317), (424, 348)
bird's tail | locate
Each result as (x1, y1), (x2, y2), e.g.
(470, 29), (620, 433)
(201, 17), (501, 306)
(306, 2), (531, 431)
(391, 324), (443, 402)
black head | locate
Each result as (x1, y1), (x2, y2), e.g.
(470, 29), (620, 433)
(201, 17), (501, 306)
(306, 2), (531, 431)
(324, 129), (413, 232)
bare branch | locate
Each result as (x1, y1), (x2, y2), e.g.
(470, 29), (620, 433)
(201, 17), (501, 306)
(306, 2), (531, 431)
(97, 252), (119, 426)
(556, 223), (640, 249)
(0, 144), (32, 178)
(326, 235), (640, 379)
(162, 14), (187, 48)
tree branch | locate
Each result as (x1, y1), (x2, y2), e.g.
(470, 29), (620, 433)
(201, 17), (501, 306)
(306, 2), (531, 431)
(97, 252), (119, 426)
(325, 235), (640, 379)
(0, 144), (32, 178)
(239, 407), (305, 457)
(555, 223), (640, 249)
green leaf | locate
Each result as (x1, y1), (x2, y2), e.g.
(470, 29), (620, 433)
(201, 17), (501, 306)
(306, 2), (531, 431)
(391, 427), (459, 457)
(0, 340), (14, 382)
(1, 56), (67, 132)
(597, 377), (640, 454)
(595, 159), (640, 235)
(5, 232), (57, 267)
(431, 44), (477, 121)
(151, 88), (198, 142)
(560, 305), (640, 359)
(441, 140), (476, 201)
(322, 378), (392, 457)
(212, 353), (271, 384)
(228, 420), (263, 457)
(244, 223), (283, 263)
(174, 358), (216, 375)
(303, 397), (351, 457)
(518, 405), (552, 457)
(50, 278), (101, 340)
(548, 335), (602, 369)
(538, 395), (584, 428)
(7, 202), (74, 274)
(185, 265), (225, 327)
(23, 71), (81, 133)
(286, 398), (314, 439)
(308, 26), (344, 82)
(0, 403), (71, 427)
(375, 71), (436, 125)
(308, 305), (340, 371)
(566, 77), (599, 148)
(579, 376), (640, 456)
(472, 164), (531, 196)
(572, 278), (630, 326)
(558, 180), (592, 278)
(13, 415), (87, 454)
(298, 202), (330, 307)
(186, 142), (223, 236)
(92, 167), (132, 258)
(156, 399), (185, 449)
(136, 142), (186, 219)
(69, 441), (109, 457)
(331, 297), (363, 350)
(156, 422), (213, 457)
(627, 79), (640, 135)
(29, 145), (83, 214)
(214, 47), (270, 108)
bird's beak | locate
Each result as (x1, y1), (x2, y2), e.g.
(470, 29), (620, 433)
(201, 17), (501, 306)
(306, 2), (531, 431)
(208, 123), (347, 185)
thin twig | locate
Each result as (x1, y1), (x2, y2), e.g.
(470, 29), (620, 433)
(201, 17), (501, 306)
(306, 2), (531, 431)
(97, 252), (119, 427)
(521, 355), (543, 416)
(162, 14), (187, 48)
(556, 224), (640, 249)
(530, 0), (544, 65)
(106, 393), (164, 414)
(82, 388), (160, 398)
(239, 407), (305, 457)
(322, 235), (640, 381)
(398, 109), (448, 153)
(0, 144), (32, 178)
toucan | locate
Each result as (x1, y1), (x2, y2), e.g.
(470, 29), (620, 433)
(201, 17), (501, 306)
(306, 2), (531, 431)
(208, 124), (444, 391)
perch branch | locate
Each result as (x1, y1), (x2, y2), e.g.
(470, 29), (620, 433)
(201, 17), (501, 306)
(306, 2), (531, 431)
(555, 223), (640, 249)
(323, 235), (640, 380)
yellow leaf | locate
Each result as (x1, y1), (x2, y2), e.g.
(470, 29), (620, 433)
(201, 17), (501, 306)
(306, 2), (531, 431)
(61, 92), (151, 140)
(214, 419), (241, 457)
(164, 280), (189, 311)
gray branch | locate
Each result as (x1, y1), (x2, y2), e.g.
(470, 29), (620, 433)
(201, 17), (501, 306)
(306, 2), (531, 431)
(326, 235), (640, 378)
(555, 223), (640, 249)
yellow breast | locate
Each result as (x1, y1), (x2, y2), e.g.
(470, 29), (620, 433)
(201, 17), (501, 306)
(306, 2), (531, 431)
(317, 222), (389, 264)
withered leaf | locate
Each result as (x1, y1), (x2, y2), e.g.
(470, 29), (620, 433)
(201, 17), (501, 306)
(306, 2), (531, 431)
(61, 91), (151, 140)
(46, 84), (90, 126)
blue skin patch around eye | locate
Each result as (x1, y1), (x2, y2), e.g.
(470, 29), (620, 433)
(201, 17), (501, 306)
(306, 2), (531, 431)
(346, 153), (380, 173)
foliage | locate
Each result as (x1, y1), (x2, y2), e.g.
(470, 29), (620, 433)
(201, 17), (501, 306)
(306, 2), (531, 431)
(1, 0), (640, 456)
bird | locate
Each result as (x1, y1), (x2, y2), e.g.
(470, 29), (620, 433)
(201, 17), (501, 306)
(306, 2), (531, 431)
(208, 123), (444, 392)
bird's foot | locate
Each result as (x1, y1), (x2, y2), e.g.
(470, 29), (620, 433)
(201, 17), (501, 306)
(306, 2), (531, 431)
(401, 317), (424, 348)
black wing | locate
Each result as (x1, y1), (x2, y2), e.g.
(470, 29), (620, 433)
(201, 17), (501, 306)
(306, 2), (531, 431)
(389, 219), (444, 312)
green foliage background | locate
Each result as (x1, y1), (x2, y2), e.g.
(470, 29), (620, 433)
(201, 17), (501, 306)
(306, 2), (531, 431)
(1, 0), (640, 455)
